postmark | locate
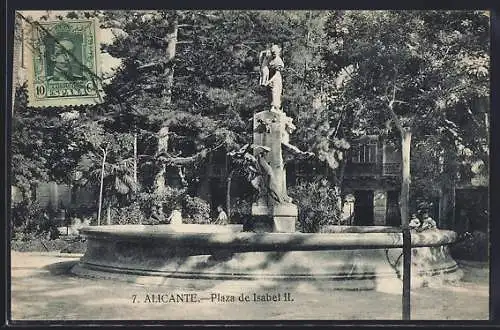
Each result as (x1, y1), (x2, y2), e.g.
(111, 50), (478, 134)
(26, 19), (102, 107)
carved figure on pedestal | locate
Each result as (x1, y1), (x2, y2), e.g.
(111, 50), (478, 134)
(255, 118), (272, 134)
(265, 45), (284, 112)
(251, 145), (284, 204)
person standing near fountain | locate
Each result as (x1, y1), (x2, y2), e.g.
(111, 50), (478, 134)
(215, 205), (228, 225)
(409, 214), (421, 230)
(167, 208), (183, 225)
(420, 211), (437, 230)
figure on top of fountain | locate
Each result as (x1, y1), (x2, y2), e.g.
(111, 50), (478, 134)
(260, 44), (284, 112)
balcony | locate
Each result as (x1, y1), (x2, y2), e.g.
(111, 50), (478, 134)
(345, 163), (378, 176)
(344, 162), (400, 178)
(382, 162), (400, 176)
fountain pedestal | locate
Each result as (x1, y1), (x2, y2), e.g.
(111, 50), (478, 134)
(251, 203), (297, 232)
(251, 110), (298, 233)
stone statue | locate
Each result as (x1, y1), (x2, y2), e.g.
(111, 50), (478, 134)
(248, 145), (283, 204)
(248, 146), (266, 199)
(249, 43), (312, 233)
(265, 45), (284, 112)
(251, 110), (298, 232)
(255, 145), (284, 204)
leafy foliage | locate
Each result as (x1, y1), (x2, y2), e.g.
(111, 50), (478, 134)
(11, 200), (43, 231)
(181, 196), (211, 224)
(288, 180), (341, 232)
(137, 188), (186, 215)
(229, 197), (252, 224)
(451, 231), (488, 261)
(322, 10), (489, 213)
(11, 86), (86, 197)
(11, 10), (488, 233)
(108, 203), (145, 225)
(11, 201), (60, 240)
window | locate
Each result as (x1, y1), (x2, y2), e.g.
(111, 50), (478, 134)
(351, 144), (377, 163)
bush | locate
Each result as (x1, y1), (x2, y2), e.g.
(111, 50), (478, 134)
(229, 197), (252, 225)
(106, 188), (186, 225)
(69, 205), (97, 222)
(111, 203), (145, 225)
(11, 237), (87, 253)
(11, 200), (43, 230)
(182, 195), (211, 224)
(288, 180), (341, 233)
(139, 188), (185, 212)
(11, 229), (39, 242)
(11, 201), (60, 240)
(450, 230), (488, 261)
(108, 190), (210, 225)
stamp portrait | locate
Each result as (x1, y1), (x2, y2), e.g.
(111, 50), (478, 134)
(27, 19), (101, 107)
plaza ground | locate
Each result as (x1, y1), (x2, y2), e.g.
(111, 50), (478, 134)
(10, 251), (489, 321)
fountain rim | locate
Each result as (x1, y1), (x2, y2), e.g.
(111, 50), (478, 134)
(78, 224), (457, 251)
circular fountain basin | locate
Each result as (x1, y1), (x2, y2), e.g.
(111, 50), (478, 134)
(71, 224), (462, 291)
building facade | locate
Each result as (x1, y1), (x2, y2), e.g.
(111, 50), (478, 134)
(341, 135), (402, 226)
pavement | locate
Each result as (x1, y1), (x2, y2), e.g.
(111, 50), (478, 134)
(10, 251), (489, 321)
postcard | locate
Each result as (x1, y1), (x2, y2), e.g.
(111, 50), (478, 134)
(9, 9), (490, 322)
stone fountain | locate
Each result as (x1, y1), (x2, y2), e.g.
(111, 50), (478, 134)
(71, 44), (462, 291)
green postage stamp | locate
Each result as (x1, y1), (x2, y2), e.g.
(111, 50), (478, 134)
(27, 19), (102, 107)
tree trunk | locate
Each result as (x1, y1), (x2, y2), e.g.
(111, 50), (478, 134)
(226, 170), (234, 223)
(133, 132), (140, 224)
(133, 132), (138, 184)
(106, 204), (111, 225)
(400, 127), (412, 320)
(154, 164), (167, 195)
(97, 148), (107, 226)
(441, 147), (458, 229)
(338, 158), (347, 190)
(162, 13), (178, 106)
(336, 159), (348, 225)
(153, 13), (177, 194)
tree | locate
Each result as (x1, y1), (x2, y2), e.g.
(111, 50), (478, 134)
(323, 11), (489, 203)
(321, 9), (489, 320)
(13, 10), (340, 223)
(11, 85), (90, 203)
(98, 10), (238, 198)
(198, 11), (350, 220)
(73, 118), (138, 225)
(95, 11), (345, 216)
